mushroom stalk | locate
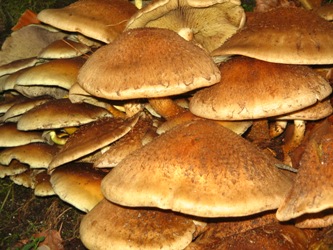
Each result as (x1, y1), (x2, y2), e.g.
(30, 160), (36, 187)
(148, 97), (186, 120)
(269, 120), (287, 138)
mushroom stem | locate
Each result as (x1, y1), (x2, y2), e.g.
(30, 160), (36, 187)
(134, 0), (143, 9)
(148, 97), (186, 120)
(282, 119), (306, 165)
(269, 120), (287, 138)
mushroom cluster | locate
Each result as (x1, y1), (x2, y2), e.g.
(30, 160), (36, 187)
(1, 0), (333, 249)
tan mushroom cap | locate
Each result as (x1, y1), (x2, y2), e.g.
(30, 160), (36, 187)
(102, 120), (293, 218)
(125, 0), (245, 53)
(37, 0), (138, 44)
(211, 7), (333, 65)
(34, 170), (56, 197)
(0, 160), (29, 178)
(0, 143), (59, 169)
(295, 210), (333, 228)
(78, 28), (221, 100)
(17, 98), (112, 131)
(274, 99), (333, 121)
(189, 57), (332, 120)
(0, 123), (44, 147)
(49, 114), (140, 172)
(50, 162), (106, 212)
(37, 38), (91, 59)
(10, 169), (43, 189)
(0, 57), (41, 77)
(1, 96), (53, 123)
(277, 119), (333, 222)
(80, 199), (197, 250)
(15, 57), (86, 90)
(314, 4), (333, 21)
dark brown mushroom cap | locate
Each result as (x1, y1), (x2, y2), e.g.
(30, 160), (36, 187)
(78, 28), (220, 100)
(102, 119), (293, 218)
(80, 199), (197, 250)
(17, 98), (112, 130)
(49, 114), (140, 172)
(189, 57), (332, 120)
(211, 7), (333, 64)
(277, 119), (333, 221)
(37, 0), (138, 43)
(187, 222), (310, 250)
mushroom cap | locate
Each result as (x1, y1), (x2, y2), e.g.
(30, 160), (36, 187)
(277, 119), (333, 221)
(0, 123), (44, 147)
(15, 57), (86, 90)
(189, 57), (332, 120)
(125, 0), (245, 52)
(211, 7), (333, 64)
(49, 114), (140, 172)
(102, 119), (293, 217)
(17, 98), (112, 130)
(50, 162), (106, 212)
(0, 160), (29, 178)
(77, 28), (220, 100)
(37, 39), (91, 59)
(2, 96), (53, 123)
(37, 0), (138, 44)
(80, 199), (197, 250)
(0, 142), (59, 168)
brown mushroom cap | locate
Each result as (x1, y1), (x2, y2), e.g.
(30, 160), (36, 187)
(17, 98), (112, 131)
(0, 160), (29, 178)
(0, 123), (44, 147)
(49, 114), (140, 172)
(189, 57), (332, 120)
(37, 0), (138, 44)
(14, 57), (86, 90)
(37, 38), (91, 59)
(77, 28), (220, 100)
(211, 7), (333, 65)
(102, 119), (293, 218)
(80, 199), (197, 250)
(0, 142), (59, 169)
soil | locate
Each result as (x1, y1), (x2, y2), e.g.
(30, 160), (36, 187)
(0, 177), (87, 249)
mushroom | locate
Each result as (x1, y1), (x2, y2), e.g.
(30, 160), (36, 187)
(125, 0), (245, 53)
(77, 27), (220, 119)
(80, 199), (199, 250)
(0, 142), (59, 169)
(211, 7), (333, 65)
(0, 123), (44, 147)
(37, 0), (138, 44)
(48, 113), (140, 172)
(50, 162), (106, 212)
(102, 119), (293, 218)
(17, 98), (112, 131)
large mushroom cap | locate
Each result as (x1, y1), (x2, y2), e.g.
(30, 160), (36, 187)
(211, 7), (333, 65)
(77, 27), (220, 100)
(37, 0), (138, 43)
(102, 119), (293, 218)
(189, 56), (332, 120)
(80, 199), (197, 250)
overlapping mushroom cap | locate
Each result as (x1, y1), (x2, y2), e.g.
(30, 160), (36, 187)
(77, 28), (220, 100)
(189, 56), (332, 120)
(125, 0), (245, 52)
(211, 7), (333, 64)
(102, 119), (293, 218)
(37, 0), (138, 43)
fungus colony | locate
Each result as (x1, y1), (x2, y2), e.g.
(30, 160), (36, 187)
(1, 0), (333, 249)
